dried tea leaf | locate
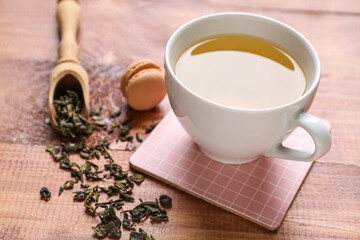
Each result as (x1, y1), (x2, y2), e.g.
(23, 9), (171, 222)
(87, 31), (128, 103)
(63, 180), (77, 190)
(122, 212), (135, 230)
(90, 106), (102, 116)
(129, 231), (142, 240)
(58, 187), (65, 197)
(45, 144), (55, 153)
(40, 187), (51, 200)
(92, 115), (103, 121)
(45, 144), (65, 162)
(130, 228), (155, 240)
(105, 185), (120, 196)
(140, 228), (156, 240)
(80, 151), (90, 159)
(111, 199), (125, 210)
(105, 162), (128, 180)
(127, 209), (144, 222)
(136, 133), (143, 143)
(150, 211), (168, 222)
(121, 117), (132, 125)
(119, 136), (134, 142)
(92, 221), (121, 238)
(73, 188), (92, 201)
(71, 170), (82, 180)
(120, 193), (134, 203)
(84, 187), (97, 214)
(108, 123), (120, 134)
(118, 125), (132, 137)
(124, 198), (169, 223)
(92, 203), (122, 238)
(145, 122), (156, 133)
(54, 90), (96, 137)
(130, 173), (145, 184)
(110, 108), (122, 118)
(80, 183), (91, 189)
(94, 150), (100, 159)
(159, 194), (172, 208)
(95, 199), (124, 211)
(92, 224), (108, 237)
(80, 161), (102, 181)
(143, 204), (161, 214)
(114, 180), (127, 191)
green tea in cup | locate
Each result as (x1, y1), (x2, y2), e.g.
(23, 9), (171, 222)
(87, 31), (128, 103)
(175, 34), (306, 109)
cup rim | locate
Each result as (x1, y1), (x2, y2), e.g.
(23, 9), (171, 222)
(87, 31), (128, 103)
(164, 12), (321, 112)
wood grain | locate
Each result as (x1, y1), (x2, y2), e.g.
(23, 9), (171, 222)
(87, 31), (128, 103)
(0, 0), (359, 239)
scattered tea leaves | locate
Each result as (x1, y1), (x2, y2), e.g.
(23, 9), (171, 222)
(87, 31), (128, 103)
(45, 102), (172, 238)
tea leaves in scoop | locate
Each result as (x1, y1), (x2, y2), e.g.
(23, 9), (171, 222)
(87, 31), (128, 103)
(54, 90), (94, 137)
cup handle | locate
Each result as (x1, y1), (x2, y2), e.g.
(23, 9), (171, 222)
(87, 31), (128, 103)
(265, 112), (331, 162)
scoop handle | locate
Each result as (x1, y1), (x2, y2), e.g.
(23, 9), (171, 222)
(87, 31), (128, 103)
(57, 0), (80, 64)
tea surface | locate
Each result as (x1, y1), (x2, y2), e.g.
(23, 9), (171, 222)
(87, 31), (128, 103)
(175, 34), (306, 109)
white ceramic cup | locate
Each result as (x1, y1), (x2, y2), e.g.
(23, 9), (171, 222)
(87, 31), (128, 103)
(164, 12), (331, 164)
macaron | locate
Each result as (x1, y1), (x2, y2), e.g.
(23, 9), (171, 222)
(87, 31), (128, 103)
(120, 59), (166, 111)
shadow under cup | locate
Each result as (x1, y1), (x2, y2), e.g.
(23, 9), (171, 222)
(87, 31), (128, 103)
(165, 13), (330, 164)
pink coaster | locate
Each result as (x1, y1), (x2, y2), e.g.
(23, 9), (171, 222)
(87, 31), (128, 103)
(130, 110), (330, 230)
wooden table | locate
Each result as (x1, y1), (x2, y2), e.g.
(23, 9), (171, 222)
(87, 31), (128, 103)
(0, 0), (359, 239)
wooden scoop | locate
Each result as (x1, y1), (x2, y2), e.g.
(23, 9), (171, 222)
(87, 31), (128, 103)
(48, 0), (89, 129)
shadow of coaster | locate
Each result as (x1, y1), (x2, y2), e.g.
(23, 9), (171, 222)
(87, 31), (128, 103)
(130, 110), (331, 230)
